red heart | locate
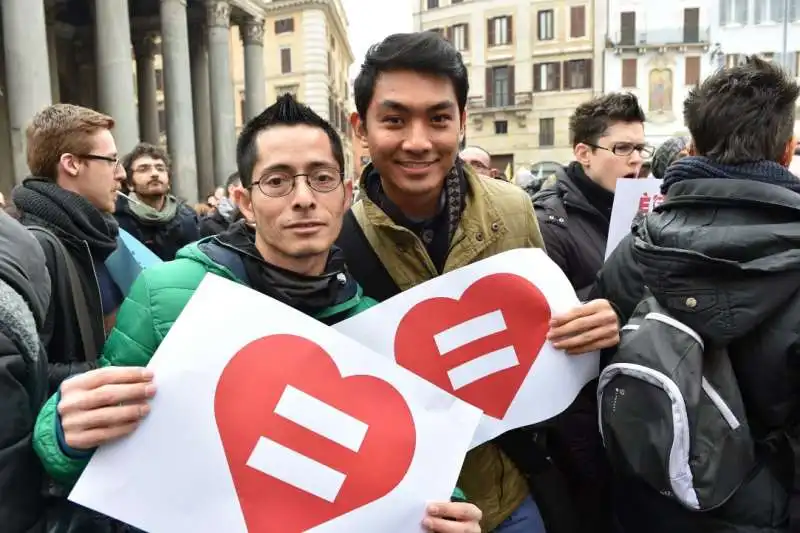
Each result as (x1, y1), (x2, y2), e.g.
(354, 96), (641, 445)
(394, 273), (551, 419)
(214, 334), (416, 533)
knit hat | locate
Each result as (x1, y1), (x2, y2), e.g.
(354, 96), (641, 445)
(652, 136), (690, 180)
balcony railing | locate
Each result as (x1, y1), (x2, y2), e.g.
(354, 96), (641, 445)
(468, 91), (533, 111)
(607, 27), (711, 48)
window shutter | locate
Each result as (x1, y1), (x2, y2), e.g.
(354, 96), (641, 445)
(446, 25), (453, 41)
(556, 62), (562, 90)
(485, 68), (494, 106)
(487, 18), (495, 46)
(507, 16), (513, 43)
(685, 57), (700, 85)
(465, 24), (470, 49)
(585, 58), (593, 88)
(508, 65), (515, 104)
(533, 64), (541, 92)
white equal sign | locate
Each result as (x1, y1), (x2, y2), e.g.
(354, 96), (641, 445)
(246, 385), (369, 502)
(434, 309), (519, 390)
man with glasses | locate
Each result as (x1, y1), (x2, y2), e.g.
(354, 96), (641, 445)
(33, 94), (482, 533)
(530, 92), (648, 533)
(115, 142), (199, 260)
(11, 103), (127, 532)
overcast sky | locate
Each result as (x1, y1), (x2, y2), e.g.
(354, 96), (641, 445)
(340, 0), (415, 80)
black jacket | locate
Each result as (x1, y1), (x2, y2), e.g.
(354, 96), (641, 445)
(532, 164), (612, 300)
(0, 211), (50, 533)
(199, 208), (243, 238)
(592, 178), (800, 533)
(18, 214), (104, 393)
(114, 196), (199, 261)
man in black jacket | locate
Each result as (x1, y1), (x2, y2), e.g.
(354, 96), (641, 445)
(116, 142), (199, 260)
(0, 210), (50, 533)
(533, 92), (650, 300)
(11, 103), (128, 533)
(199, 171), (244, 236)
(593, 56), (800, 533)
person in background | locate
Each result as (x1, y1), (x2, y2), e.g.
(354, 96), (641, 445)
(459, 145), (493, 178)
(0, 210), (50, 533)
(650, 136), (690, 180)
(115, 142), (200, 261)
(199, 171), (244, 236)
(193, 203), (213, 217)
(11, 102), (127, 533)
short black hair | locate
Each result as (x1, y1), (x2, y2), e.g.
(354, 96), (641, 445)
(236, 93), (344, 188)
(122, 142), (170, 183)
(354, 32), (469, 124)
(569, 92), (646, 147)
(685, 55), (799, 164)
(224, 172), (241, 196)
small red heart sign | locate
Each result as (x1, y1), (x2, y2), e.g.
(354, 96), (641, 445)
(394, 273), (551, 419)
(214, 334), (416, 533)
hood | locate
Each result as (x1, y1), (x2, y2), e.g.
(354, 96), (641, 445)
(632, 178), (800, 343)
(0, 211), (50, 327)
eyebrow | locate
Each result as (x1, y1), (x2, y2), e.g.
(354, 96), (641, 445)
(378, 99), (456, 114)
(261, 161), (339, 174)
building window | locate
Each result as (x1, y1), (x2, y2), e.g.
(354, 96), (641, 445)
(685, 56), (701, 85)
(719, 0), (748, 25)
(155, 68), (164, 92)
(157, 107), (166, 135)
(683, 8), (700, 42)
(537, 10), (554, 41)
(280, 47), (291, 73)
(427, 0), (439, 8)
(620, 11), (636, 45)
(753, 0), (789, 23)
(449, 23), (469, 51)
(488, 16), (512, 46)
(494, 120), (508, 134)
(570, 6), (587, 38)
(533, 62), (561, 92)
(274, 18), (294, 34)
(563, 59), (592, 89)
(622, 58), (637, 87)
(539, 118), (555, 147)
(486, 65), (514, 107)
(276, 84), (299, 97)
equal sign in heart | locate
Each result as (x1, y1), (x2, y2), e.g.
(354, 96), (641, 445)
(434, 310), (520, 390)
(246, 385), (369, 502)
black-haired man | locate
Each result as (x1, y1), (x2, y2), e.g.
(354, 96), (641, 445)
(594, 56), (800, 533)
(340, 31), (621, 533)
(199, 172), (244, 237)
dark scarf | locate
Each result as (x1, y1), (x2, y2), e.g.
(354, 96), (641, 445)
(362, 160), (467, 271)
(12, 178), (119, 261)
(565, 161), (615, 221)
(214, 220), (355, 316)
(662, 156), (800, 195)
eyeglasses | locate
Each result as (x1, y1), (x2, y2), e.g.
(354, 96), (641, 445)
(252, 167), (344, 198)
(78, 153), (121, 170)
(587, 142), (655, 158)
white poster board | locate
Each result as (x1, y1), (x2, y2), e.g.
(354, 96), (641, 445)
(70, 275), (482, 533)
(335, 248), (599, 448)
(605, 178), (664, 260)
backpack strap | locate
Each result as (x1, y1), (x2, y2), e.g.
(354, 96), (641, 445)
(28, 226), (98, 362)
(336, 205), (400, 302)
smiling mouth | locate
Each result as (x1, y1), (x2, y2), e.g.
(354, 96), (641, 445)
(398, 161), (437, 169)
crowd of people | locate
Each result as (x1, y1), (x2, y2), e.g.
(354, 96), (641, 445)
(1, 29), (799, 533)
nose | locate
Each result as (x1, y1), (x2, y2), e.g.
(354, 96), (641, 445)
(114, 163), (126, 182)
(629, 149), (644, 165)
(401, 120), (433, 153)
(291, 177), (317, 209)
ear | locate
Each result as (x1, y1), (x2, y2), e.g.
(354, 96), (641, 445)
(235, 187), (256, 224)
(574, 143), (592, 166)
(59, 153), (81, 179)
(781, 136), (797, 167)
(354, 113), (368, 144)
(459, 109), (467, 138)
(343, 177), (354, 211)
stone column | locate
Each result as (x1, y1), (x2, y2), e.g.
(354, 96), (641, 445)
(133, 32), (160, 145)
(45, 8), (61, 103)
(1, 0), (52, 184)
(241, 17), (266, 121)
(95, 0), (139, 154)
(189, 26), (215, 198)
(160, 0), (199, 203)
(206, 0), (237, 186)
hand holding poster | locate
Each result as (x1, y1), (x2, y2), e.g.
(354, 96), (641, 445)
(335, 248), (600, 448)
(69, 275), (482, 533)
(605, 177), (663, 259)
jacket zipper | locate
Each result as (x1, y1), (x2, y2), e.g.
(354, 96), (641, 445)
(82, 241), (106, 346)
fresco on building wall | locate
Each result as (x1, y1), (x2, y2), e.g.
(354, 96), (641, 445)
(648, 68), (673, 113)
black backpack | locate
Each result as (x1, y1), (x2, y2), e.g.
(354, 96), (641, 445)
(598, 292), (756, 511)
